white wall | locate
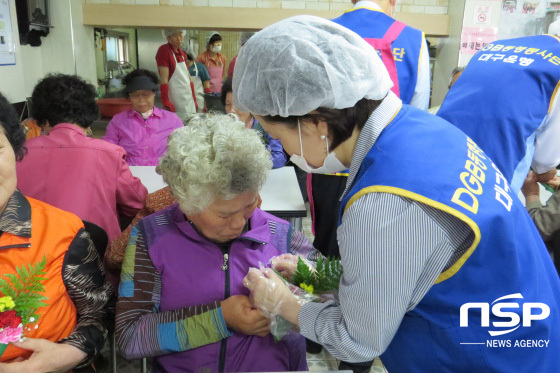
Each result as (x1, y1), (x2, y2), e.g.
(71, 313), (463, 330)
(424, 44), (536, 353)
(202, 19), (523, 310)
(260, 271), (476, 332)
(431, 0), (465, 106)
(498, 0), (547, 39)
(0, 0), (97, 104)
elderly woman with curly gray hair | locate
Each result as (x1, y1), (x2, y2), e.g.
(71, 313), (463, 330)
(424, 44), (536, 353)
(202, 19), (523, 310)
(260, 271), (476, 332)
(115, 114), (312, 372)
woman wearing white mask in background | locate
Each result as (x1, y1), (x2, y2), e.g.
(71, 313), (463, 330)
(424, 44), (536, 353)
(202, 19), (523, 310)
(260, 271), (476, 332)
(156, 29), (198, 120)
(196, 31), (226, 94)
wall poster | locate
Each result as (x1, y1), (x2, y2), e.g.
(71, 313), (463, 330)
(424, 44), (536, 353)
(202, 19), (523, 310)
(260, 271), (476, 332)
(460, 26), (499, 55)
(0, 0), (15, 66)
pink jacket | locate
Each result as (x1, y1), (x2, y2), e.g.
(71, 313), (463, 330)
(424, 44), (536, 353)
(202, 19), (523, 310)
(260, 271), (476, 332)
(103, 107), (183, 166)
(16, 123), (148, 241)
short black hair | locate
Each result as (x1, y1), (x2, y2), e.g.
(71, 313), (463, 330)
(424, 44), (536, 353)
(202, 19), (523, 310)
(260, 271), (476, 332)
(221, 78), (233, 107)
(261, 98), (382, 150)
(0, 92), (27, 161)
(208, 34), (222, 48)
(31, 73), (99, 129)
(122, 68), (159, 88)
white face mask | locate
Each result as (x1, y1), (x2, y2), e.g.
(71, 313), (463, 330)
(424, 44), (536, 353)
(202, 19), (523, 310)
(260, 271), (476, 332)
(212, 45), (222, 53)
(289, 119), (347, 174)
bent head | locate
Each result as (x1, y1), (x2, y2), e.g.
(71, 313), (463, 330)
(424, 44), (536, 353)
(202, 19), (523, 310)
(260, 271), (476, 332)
(352, 0), (396, 16)
(449, 66), (465, 89)
(122, 69), (159, 114)
(158, 114), (272, 242)
(233, 15), (391, 171)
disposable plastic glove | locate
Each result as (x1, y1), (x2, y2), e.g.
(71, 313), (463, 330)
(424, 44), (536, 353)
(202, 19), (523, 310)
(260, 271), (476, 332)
(270, 254), (310, 282)
(244, 267), (298, 318)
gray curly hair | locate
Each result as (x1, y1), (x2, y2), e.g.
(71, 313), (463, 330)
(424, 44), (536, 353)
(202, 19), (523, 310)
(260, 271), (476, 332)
(163, 29), (186, 38)
(158, 114), (272, 214)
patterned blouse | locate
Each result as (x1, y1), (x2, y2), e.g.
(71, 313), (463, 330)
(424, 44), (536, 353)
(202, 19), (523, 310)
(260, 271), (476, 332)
(195, 50), (227, 77)
(0, 190), (115, 369)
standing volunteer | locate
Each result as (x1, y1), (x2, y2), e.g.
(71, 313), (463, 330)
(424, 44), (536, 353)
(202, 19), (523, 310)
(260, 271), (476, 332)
(155, 29), (197, 120)
(437, 33), (560, 192)
(237, 16), (560, 372)
(333, 0), (430, 109)
(196, 31), (226, 94)
(307, 0), (432, 312)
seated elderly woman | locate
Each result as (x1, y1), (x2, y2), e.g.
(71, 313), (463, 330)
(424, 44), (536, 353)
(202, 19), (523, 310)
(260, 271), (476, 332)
(16, 74), (147, 242)
(103, 68), (183, 166)
(116, 114), (312, 372)
(0, 92), (113, 371)
(221, 79), (287, 168)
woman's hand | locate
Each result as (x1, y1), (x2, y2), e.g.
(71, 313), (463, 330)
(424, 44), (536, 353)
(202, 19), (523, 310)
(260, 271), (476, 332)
(535, 169), (557, 184)
(221, 295), (270, 337)
(270, 254), (301, 281)
(0, 338), (87, 373)
(522, 171), (540, 204)
(548, 176), (560, 191)
(244, 268), (301, 325)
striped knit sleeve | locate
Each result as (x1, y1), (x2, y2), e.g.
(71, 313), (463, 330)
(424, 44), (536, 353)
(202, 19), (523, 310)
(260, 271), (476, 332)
(115, 225), (232, 360)
(288, 224), (321, 262)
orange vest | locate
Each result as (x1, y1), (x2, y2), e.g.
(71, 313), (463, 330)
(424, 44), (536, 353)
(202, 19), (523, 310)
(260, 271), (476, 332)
(23, 119), (42, 140)
(0, 197), (80, 361)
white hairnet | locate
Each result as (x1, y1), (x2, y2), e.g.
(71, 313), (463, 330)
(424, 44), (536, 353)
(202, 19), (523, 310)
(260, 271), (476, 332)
(233, 15), (392, 117)
(549, 20), (560, 35)
(183, 46), (195, 60)
(162, 29), (186, 39)
(239, 31), (256, 47)
(206, 31), (221, 44)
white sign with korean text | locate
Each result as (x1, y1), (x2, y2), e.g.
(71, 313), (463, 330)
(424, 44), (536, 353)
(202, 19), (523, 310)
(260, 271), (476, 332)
(474, 5), (493, 25)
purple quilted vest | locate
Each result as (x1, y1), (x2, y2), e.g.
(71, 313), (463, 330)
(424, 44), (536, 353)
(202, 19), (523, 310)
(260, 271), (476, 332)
(144, 204), (307, 372)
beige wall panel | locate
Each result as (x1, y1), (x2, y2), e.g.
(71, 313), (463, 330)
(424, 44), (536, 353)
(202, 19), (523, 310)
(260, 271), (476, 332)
(82, 4), (450, 36)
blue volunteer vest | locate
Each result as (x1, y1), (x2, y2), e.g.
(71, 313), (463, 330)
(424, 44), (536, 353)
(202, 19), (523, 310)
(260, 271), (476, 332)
(332, 7), (423, 104)
(438, 35), (560, 192)
(340, 105), (560, 372)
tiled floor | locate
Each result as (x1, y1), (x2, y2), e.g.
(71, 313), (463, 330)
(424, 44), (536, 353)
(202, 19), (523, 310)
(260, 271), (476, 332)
(306, 346), (388, 372)
(306, 349), (339, 371)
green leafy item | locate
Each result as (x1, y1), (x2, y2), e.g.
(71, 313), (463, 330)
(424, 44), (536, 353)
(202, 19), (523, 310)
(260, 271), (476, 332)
(291, 256), (343, 294)
(0, 255), (49, 325)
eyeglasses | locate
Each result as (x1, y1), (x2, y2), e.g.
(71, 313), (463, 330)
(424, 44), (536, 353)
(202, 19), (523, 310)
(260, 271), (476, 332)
(129, 91), (155, 100)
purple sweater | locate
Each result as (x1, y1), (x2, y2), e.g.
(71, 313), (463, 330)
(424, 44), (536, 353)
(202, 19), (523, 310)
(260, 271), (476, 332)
(118, 204), (311, 372)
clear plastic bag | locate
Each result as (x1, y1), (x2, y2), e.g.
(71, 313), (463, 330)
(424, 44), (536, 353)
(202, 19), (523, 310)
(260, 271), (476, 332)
(246, 255), (341, 341)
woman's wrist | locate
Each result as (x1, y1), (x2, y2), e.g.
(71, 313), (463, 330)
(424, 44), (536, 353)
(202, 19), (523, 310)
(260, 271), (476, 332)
(525, 194), (541, 204)
(280, 297), (301, 326)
